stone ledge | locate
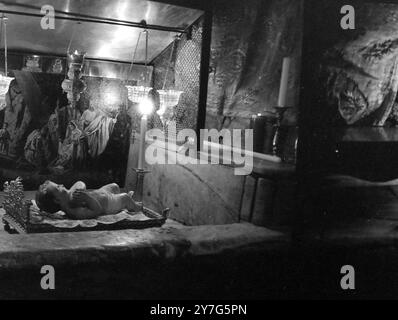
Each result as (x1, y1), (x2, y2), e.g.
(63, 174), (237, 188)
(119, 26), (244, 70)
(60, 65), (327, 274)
(0, 222), (289, 270)
(253, 157), (295, 178)
(298, 218), (398, 248)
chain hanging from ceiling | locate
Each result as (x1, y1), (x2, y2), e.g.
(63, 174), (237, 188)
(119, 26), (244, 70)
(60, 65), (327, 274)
(0, 14), (14, 102)
(61, 22), (87, 120)
(157, 35), (183, 116)
(126, 23), (152, 104)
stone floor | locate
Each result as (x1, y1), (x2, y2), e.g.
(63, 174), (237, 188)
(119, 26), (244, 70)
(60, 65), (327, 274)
(0, 221), (289, 299)
(0, 191), (291, 299)
(3, 189), (398, 298)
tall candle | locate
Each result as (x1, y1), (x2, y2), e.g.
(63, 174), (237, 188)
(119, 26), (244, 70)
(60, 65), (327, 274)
(138, 115), (148, 169)
(278, 57), (291, 107)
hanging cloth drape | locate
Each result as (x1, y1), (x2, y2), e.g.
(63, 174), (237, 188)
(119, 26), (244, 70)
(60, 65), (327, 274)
(206, 0), (303, 128)
(84, 114), (116, 157)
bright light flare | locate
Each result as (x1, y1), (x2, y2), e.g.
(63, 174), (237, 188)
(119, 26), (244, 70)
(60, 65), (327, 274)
(138, 97), (154, 116)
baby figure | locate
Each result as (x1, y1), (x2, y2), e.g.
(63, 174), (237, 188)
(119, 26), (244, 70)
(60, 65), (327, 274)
(35, 181), (139, 220)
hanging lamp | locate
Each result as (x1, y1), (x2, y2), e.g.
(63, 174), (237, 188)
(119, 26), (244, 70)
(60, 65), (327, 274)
(0, 14), (14, 100)
(157, 35), (183, 115)
(126, 24), (152, 103)
(61, 21), (87, 120)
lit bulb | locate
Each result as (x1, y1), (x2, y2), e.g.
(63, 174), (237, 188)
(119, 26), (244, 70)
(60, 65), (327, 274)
(138, 97), (154, 116)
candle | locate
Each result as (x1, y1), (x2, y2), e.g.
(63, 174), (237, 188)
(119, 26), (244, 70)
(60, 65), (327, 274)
(138, 115), (148, 169)
(278, 57), (291, 107)
(137, 96), (154, 169)
(250, 114), (266, 153)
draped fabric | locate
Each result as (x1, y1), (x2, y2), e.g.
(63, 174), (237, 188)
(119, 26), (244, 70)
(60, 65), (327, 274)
(206, 0), (303, 129)
(24, 129), (44, 167)
(85, 114), (116, 158)
(52, 124), (82, 168)
(324, 56), (398, 126)
(314, 2), (398, 126)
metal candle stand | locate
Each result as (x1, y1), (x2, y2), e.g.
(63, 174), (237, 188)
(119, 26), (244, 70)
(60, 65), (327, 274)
(132, 166), (170, 219)
(272, 106), (291, 156)
(132, 167), (151, 212)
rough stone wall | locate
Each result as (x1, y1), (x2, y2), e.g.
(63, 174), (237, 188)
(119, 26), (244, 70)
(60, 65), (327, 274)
(125, 139), (244, 226)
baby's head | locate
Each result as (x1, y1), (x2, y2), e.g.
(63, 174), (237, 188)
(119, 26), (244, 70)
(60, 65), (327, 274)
(35, 181), (68, 213)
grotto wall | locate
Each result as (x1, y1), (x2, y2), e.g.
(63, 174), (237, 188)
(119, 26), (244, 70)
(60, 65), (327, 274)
(308, 1), (398, 127)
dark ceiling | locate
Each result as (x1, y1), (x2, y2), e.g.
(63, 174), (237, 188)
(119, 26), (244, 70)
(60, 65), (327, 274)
(0, 0), (204, 63)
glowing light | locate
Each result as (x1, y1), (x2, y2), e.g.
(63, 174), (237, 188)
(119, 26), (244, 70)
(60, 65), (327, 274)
(138, 97), (154, 115)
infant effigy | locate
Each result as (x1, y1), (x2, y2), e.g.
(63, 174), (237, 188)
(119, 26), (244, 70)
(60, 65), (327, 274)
(2, 177), (168, 234)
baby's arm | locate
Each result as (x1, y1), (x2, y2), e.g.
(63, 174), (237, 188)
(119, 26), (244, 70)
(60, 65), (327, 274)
(70, 181), (86, 193)
(68, 190), (102, 219)
(68, 181), (87, 208)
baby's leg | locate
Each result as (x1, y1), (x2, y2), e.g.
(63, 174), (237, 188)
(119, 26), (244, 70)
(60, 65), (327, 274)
(113, 193), (140, 212)
(100, 183), (121, 194)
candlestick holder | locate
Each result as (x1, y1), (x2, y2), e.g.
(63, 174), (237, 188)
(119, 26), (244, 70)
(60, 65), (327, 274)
(132, 168), (151, 212)
(131, 167), (170, 219)
(272, 106), (291, 156)
(250, 113), (277, 154)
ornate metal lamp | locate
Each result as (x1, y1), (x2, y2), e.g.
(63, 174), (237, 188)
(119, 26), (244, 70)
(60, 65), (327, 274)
(157, 36), (183, 115)
(126, 23), (152, 103)
(62, 49), (87, 119)
(158, 89), (183, 113)
(0, 15), (14, 101)
(126, 85), (152, 103)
